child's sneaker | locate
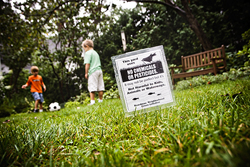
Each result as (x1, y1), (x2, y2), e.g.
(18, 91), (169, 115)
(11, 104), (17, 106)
(39, 109), (43, 112)
(88, 100), (95, 106)
(34, 109), (39, 113)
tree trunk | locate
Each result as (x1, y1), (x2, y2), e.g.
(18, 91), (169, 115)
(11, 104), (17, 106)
(59, 80), (65, 102)
(127, 0), (213, 50)
(46, 54), (65, 102)
(9, 68), (21, 95)
(180, 0), (212, 50)
(12, 68), (22, 93)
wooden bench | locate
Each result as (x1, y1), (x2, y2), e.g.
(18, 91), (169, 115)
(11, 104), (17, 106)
(170, 45), (227, 85)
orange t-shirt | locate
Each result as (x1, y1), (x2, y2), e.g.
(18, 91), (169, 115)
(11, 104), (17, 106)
(26, 75), (44, 93)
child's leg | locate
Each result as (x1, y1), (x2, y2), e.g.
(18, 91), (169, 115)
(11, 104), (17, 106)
(39, 102), (43, 112)
(32, 92), (42, 112)
(90, 92), (95, 100)
(90, 92), (95, 104)
(88, 72), (97, 105)
(38, 93), (44, 112)
(97, 70), (104, 103)
(88, 70), (104, 105)
(35, 100), (40, 109)
(98, 91), (103, 101)
(39, 102), (43, 109)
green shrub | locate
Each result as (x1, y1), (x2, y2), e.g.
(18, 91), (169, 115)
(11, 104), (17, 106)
(176, 66), (250, 90)
(169, 64), (182, 74)
(103, 72), (116, 91)
(103, 86), (119, 99)
(71, 92), (89, 103)
(0, 75), (12, 104)
(64, 101), (81, 108)
(65, 91), (91, 108)
(23, 97), (35, 113)
(226, 51), (248, 69)
(14, 99), (31, 113)
(0, 76), (5, 104)
(237, 29), (250, 67)
(0, 98), (16, 118)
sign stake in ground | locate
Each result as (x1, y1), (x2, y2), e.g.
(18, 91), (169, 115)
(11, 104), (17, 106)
(112, 45), (175, 116)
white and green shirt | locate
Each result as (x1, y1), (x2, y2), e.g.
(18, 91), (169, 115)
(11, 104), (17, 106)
(84, 50), (102, 76)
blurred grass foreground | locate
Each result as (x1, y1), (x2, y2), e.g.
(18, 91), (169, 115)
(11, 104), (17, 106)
(1, 79), (250, 166)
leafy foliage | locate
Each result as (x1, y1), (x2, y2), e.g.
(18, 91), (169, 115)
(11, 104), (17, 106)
(64, 101), (81, 108)
(1, 0), (250, 111)
(226, 51), (249, 69)
(65, 91), (90, 107)
(103, 86), (119, 99)
(175, 67), (250, 90)
(0, 70), (34, 117)
(237, 29), (250, 67)
(0, 75), (7, 104)
(129, 3), (201, 65)
(0, 0), (38, 93)
(181, 0), (250, 51)
(10, 0), (112, 104)
(0, 98), (15, 118)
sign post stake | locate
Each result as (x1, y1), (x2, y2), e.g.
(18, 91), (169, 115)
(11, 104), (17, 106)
(121, 30), (127, 52)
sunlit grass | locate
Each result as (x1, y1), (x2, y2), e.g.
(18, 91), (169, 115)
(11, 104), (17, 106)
(1, 80), (250, 166)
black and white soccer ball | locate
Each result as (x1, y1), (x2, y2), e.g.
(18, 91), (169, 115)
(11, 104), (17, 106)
(49, 102), (61, 111)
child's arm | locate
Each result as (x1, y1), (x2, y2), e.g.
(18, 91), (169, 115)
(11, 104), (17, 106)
(41, 77), (46, 92)
(43, 84), (46, 92)
(21, 84), (28, 89)
(22, 77), (30, 89)
(85, 63), (90, 79)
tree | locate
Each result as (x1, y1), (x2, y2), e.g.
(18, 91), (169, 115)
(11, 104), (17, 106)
(190, 0), (250, 51)
(0, 0), (38, 94)
(13, 0), (111, 103)
(128, 3), (200, 64)
(94, 6), (148, 74)
(126, 0), (213, 50)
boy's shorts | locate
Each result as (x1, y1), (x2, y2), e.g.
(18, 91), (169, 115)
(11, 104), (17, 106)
(88, 70), (105, 92)
(32, 92), (44, 103)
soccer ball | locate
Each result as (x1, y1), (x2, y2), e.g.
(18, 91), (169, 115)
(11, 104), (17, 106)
(49, 102), (61, 111)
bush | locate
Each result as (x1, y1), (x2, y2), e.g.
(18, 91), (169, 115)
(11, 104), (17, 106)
(70, 92), (90, 103)
(64, 101), (81, 108)
(226, 51), (249, 69)
(0, 75), (12, 104)
(65, 92), (90, 108)
(237, 29), (250, 67)
(0, 76), (5, 104)
(103, 72), (116, 91)
(0, 98), (16, 118)
(175, 66), (250, 90)
(103, 86), (119, 99)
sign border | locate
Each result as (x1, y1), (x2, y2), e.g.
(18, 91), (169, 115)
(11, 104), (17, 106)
(111, 45), (175, 116)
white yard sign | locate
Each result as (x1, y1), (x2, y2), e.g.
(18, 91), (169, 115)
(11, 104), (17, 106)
(112, 46), (175, 115)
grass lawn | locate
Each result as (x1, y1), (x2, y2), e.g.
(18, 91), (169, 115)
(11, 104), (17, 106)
(1, 79), (250, 166)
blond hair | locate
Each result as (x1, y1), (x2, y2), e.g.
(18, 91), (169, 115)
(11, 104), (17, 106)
(31, 66), (39, 73)
(82, 39), (94, 48)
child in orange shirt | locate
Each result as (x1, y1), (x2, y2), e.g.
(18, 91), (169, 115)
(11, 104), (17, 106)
(22, 66), (46, 112)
